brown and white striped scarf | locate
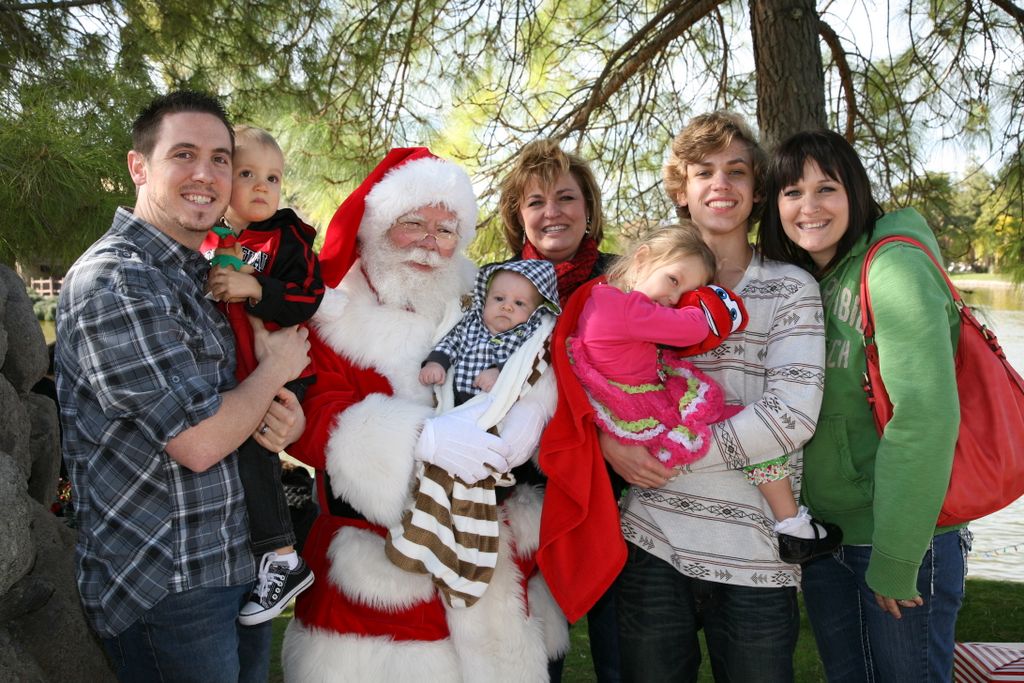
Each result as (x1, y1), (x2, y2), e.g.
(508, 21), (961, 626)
(385, 319), (553, 607)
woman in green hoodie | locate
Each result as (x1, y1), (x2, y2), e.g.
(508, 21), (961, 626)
(758, 130), (967, 683)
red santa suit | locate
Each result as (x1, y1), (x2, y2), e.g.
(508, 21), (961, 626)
(282, 149), (567, 682)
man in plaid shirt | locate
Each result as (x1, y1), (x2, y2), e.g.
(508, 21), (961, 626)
(55, 91), (310, 681)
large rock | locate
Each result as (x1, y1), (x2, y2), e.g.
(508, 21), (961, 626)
(6, 506), (114, 682)
(0, 377), (30, 477)
(0, 269), (7, 366)
(0, 454), (33, 596)
(24, 393), (60, 506)
(0, 265), (111, 680)
(0, 265), (47, 392)
(0, 629), (47, 683)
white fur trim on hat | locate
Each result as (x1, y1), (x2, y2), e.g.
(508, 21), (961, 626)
(360, 156), (478, 249)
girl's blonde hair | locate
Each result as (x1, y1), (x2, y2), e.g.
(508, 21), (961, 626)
(606, 222), (716, 292)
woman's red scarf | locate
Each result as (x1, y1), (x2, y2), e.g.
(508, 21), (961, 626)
(535, 277), (627, 623)
(521, 236), (599, 306)
(521, 234), (624, 623)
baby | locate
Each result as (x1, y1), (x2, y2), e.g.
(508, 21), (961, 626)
(420, 260), (559, 403)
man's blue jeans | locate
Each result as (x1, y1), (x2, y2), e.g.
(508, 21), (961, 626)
(101, 584), (272, 683)
(801, 530), (968, 683)
(616, 543), (799, 683)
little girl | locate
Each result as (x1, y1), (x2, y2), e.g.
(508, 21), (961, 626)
(570, 223), (841, 563)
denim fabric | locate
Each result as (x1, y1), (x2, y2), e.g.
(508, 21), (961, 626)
(547, 585), (623, 683)
(101, 584), (272, 683)
(237, 376), (311, 555)
(237, 436), (296, 555)
(549, 654), (564, 682)
(801, 530), (968, 683)
(588, 582), (623, 682)
(617, 543), (799, 683)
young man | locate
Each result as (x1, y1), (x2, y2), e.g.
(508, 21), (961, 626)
(55, 90), (309, 681)
(604, 111), (826, 682)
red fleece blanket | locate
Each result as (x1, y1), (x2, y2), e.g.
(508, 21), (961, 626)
(537, 277), (627, 623)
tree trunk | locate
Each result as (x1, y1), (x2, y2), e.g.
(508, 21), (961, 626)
(749, 0), (826, 149)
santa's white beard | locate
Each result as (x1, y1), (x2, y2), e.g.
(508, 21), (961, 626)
(360, 238), (464, 322)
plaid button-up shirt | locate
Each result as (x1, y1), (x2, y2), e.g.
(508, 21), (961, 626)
(55, 208), (255, 638)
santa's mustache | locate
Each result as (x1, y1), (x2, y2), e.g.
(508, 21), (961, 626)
(405, 247), (443, 268)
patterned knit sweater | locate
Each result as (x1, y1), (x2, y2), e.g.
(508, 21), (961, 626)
(620, 256), (825, 587)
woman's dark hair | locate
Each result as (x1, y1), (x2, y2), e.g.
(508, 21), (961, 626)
(758, 130), (884, 274)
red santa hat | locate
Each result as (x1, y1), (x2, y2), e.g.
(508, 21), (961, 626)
(318, 147), (479, 288)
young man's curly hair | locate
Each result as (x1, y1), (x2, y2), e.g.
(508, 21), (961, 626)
(663, 111), (767, 227)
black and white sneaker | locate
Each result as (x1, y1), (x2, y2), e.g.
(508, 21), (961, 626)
(238, 552), (314, 626)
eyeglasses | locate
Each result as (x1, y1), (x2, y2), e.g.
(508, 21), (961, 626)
(393, 220), (460, 245)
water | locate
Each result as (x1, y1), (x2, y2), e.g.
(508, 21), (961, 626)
(958, 281), (1024, 582)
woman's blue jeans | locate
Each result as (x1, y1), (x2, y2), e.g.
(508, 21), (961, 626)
(101, 584), (272, 683)
(801, 530), (968, 683)
(616, 543), (799, 683)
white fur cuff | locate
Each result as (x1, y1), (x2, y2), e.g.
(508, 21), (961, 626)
(324, 393), (434, 527)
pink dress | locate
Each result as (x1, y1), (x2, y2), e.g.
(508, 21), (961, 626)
(570, 285), (737, 467)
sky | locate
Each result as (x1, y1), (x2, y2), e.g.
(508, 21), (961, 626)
(830, 0), (1013, 176)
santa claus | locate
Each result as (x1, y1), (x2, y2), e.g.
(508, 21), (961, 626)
(282, 148), (568, 682)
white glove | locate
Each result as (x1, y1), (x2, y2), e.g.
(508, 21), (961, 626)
(415, 396), (511, 484)
(497, 400), (547, 470)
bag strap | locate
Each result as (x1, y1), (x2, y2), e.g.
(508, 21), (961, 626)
(858, 235), (962, 343)
(860, 235), (1022, 386)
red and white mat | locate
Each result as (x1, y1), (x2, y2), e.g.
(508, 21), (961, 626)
(955, 643), (1024, 682)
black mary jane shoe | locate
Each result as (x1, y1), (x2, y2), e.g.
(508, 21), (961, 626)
(778, 520), (843, 565)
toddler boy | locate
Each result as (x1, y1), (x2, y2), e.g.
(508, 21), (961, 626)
(202, 125), (323, 625)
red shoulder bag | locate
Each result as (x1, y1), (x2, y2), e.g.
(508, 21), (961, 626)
(860, 235), (1024, 526)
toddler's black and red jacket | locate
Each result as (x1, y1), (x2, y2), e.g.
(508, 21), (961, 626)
(201, 208), (323, 382)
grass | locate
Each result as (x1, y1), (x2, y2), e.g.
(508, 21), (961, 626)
(950, 272), (1015, 284)
(269, 578), (1023, 682)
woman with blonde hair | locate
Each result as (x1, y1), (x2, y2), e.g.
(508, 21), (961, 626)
(496, 139), (620, 682)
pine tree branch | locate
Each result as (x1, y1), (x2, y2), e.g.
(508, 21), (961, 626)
(990, 0), (1024, 26)
(817, 17), (856, 141)
(556, 0), (727, 137)
(0, 0), (105, 11)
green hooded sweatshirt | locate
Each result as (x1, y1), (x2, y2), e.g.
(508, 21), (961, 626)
(801, 207), (961, 599)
